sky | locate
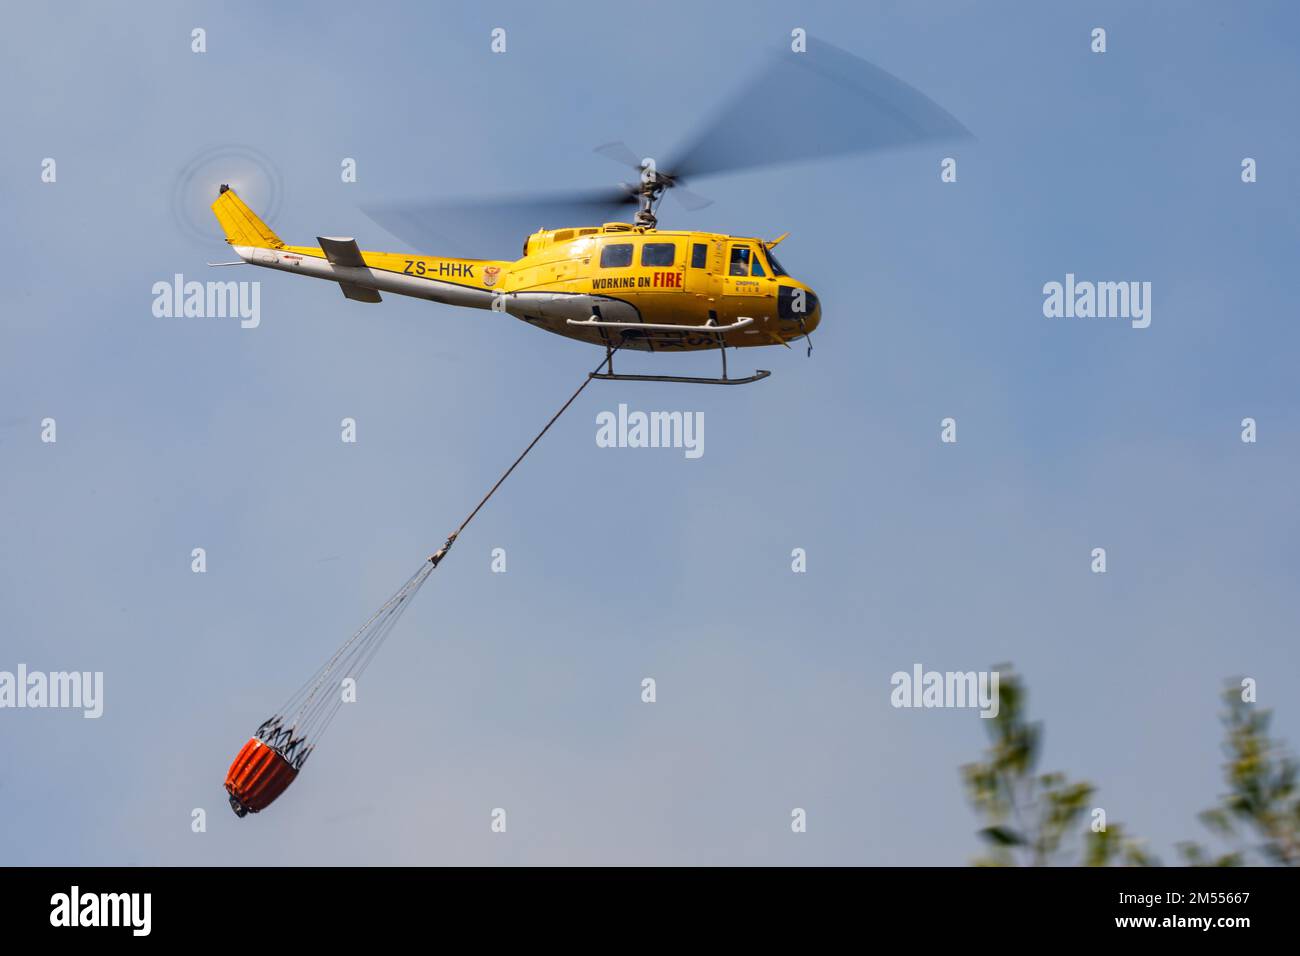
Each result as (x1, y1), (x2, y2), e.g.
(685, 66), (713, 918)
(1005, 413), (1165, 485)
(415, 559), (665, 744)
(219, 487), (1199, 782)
(2, 0), (1298, 866)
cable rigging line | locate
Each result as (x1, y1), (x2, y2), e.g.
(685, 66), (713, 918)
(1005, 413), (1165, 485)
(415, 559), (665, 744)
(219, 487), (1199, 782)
(249, 349), (620, 774)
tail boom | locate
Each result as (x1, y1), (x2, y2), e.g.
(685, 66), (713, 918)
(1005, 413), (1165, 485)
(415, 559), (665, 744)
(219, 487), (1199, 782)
(211, 186), (504, 308)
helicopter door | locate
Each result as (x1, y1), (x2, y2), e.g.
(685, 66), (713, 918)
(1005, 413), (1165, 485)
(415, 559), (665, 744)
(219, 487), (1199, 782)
(722, 241), (774, 320)
(684, 239), (719, 300)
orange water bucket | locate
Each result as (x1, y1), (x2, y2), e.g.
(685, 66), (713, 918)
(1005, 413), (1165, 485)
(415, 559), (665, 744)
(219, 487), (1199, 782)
(224, 737), (299, 817)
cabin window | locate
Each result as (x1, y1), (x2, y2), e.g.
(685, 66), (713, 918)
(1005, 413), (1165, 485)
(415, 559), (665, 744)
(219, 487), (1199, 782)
(728, 246), (751, 276)
(641, 242), (676, 267)
(600, 243), (634, 268)
(691, 243), (708, 269)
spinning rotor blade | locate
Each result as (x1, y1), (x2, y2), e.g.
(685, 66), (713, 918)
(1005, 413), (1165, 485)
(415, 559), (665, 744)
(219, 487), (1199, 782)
(669, 185), (713, 211)
(363, 187), (637, 258)
(364, 38), (966, 252)
(664, 37), (971, 181)
(594, 141), (644, 170)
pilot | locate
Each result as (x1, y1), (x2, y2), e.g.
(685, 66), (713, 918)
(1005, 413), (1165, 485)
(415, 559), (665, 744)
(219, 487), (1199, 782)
(729, 247), (750, 276)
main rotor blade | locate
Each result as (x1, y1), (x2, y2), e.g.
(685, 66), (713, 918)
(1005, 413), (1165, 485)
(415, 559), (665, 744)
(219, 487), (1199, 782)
(362, 188), (637, 258)
(594, 141), (645, 171)
(669, 184), (713, 212)
(665, 37), (971, 181)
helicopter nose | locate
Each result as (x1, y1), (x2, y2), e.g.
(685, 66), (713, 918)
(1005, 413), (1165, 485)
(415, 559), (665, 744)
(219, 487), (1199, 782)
(778, 285), (820, 331)
(804, 289), (821, 330)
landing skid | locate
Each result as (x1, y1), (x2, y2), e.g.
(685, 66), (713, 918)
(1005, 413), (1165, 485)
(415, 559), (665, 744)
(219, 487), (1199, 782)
(590, 369), (771, 386)
(573, 315), (773, 386)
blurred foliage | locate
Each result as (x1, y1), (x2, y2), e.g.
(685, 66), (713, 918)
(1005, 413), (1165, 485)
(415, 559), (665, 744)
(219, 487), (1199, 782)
(964, 670), (1299, 866)
(962, 666), (1155, 866)
(1178, 683), (1299, 867)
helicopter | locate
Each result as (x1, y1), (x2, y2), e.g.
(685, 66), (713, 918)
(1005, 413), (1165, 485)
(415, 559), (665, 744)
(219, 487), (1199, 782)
(209, 38), (968, 385)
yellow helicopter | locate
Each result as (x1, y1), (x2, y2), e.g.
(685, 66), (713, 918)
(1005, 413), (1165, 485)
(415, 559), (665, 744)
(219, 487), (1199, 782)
(209, 38), (967, 385)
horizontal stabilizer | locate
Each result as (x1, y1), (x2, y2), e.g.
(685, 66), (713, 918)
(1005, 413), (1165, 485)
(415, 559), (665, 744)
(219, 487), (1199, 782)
(317, 236), (367, 268)
(339, 282), (382, 303)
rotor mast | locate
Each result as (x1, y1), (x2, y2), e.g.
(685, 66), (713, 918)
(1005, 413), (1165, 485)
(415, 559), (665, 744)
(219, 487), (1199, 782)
(632, 164), (671, 229)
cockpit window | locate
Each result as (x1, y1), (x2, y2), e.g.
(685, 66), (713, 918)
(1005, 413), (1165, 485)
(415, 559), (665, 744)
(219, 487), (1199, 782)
(764, 247), (789, 277)
(750, 252), (766, 277)
(729, 246), (751, 276)
(600, 243), (634, 268)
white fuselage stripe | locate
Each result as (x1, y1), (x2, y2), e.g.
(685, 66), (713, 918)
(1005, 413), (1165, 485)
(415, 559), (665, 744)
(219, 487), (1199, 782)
(234, 245), (497, 309)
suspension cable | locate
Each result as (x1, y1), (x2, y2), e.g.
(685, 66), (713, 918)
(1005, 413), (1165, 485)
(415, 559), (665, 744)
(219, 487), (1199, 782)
(427, 348), (617, 565)
(266, 348), (618, 757)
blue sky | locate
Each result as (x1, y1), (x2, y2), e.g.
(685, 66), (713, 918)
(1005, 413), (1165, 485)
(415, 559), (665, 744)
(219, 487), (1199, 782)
(2, 0), (1298, 865)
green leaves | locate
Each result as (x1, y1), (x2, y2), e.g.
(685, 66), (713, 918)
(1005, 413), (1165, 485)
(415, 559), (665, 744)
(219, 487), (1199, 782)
(1180, 683), (1300, 867)
(980, 826), (1025, 847)
(966, 671), (1299, 867)
(962, 666), (1150, 867)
